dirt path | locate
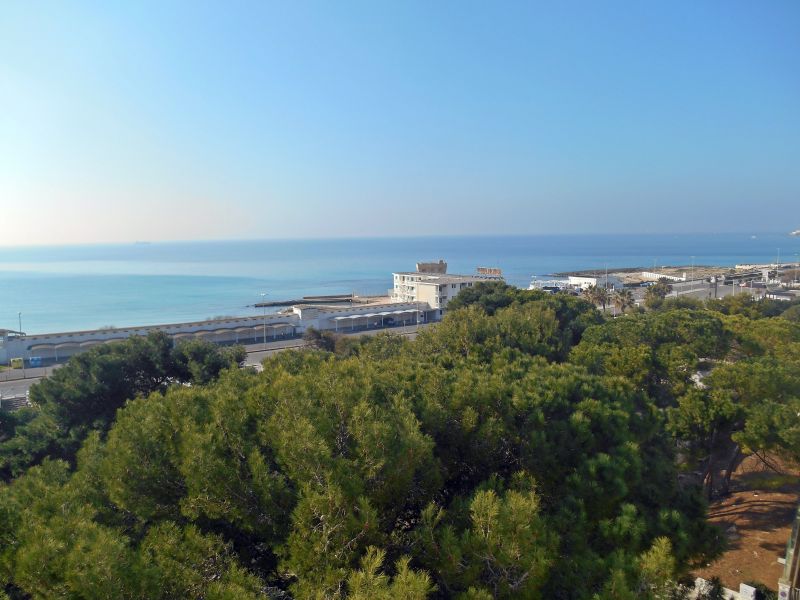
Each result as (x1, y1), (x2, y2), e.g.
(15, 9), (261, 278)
(694, 456), (799, 592)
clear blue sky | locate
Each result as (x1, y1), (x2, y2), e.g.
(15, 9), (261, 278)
(1, 1), (798, 245)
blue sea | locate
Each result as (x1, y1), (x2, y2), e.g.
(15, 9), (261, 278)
(1, 234), (799, 334)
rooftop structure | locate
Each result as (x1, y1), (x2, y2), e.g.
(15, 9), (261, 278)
(416, 260), (447, 274)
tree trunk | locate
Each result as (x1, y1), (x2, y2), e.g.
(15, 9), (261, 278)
(702, 427), (718, 500)
(720, 444), (744, 496)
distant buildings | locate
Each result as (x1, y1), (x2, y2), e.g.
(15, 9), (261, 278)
(2, 260), (504, 367)
(765, 290), (798, 302)
(391, 261), (504, 315)
(640, 271), (686, 283)
(567, 275), (623, 290)
(0, 329), (24, 367)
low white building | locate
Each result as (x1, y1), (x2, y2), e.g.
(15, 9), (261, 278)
(765, 291), (798, 302)
(640, 271), (686, 283)
(567, 275), (623, 291)
(0, 329), (23, 367)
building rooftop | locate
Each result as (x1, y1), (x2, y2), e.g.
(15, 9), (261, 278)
(393, 272), (502, 285)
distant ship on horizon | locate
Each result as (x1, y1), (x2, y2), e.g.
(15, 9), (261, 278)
(792, 229), (800, 236)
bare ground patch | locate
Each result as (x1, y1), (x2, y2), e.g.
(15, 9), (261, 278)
(693, 455), (799, 592)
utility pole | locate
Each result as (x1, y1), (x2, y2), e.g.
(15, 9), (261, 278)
(18, 312), (25, 379)
(260, 293), (267, 351)
(779, 503), (800, 598)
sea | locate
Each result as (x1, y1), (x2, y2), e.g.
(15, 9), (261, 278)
(1, 233), (799, 334)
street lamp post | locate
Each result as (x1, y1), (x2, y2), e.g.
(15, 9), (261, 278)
(796, 254), (799, 285)
(260, 293), (267, 351)
(18, 312), (25, 379)
(690, 256), (694, 295)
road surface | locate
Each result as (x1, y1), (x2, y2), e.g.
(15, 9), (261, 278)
(0, 378), (37, 407)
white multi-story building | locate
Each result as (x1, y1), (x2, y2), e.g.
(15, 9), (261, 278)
(391, 262), (504, 316)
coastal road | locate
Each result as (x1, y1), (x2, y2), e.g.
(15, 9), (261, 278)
(243, 323), (427, 366)
(624, 280), (757, 307)
(670, 280), (758, 300)
(0, 365), (56, 383)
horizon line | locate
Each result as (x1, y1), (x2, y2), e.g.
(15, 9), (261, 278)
(0, 230), (795, 250)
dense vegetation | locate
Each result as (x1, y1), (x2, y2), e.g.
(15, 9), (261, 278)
(1, 284), (798, 599)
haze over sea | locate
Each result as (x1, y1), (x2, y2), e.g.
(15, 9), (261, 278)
(2, 233), (799, 334)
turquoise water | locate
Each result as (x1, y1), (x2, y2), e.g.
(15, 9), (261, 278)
(2, 234), (798, 334)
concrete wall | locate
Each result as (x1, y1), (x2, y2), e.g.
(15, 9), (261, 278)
(415, 283), (439, 308)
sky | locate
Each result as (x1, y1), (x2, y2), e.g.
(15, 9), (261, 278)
(1, 1), (799, 246)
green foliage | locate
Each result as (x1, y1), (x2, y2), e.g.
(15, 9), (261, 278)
(572, 309), (729, 405)
(583, 284), (610, 310)
(707, 294), (791, 319)
(347, 547), (435, 600)
(303, 326), (340, 352)
(781, 303), (800, 322)
(637, 537), (678, 599)
(0, 409), (61, 479)
(0, 332), (244, 479)
(171, 338), (246, 384)
(644, 281), (673, 309)
(4, 295), (767, 599)
(661, 296), (704, 311)
(414, 486), (554, 598)
(137, 522), (265, 599)
(99, 393), (186, 521)
(445, 280), (526, 315)
(416, 292), (599, 366)
(614, 288), (636, 313)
